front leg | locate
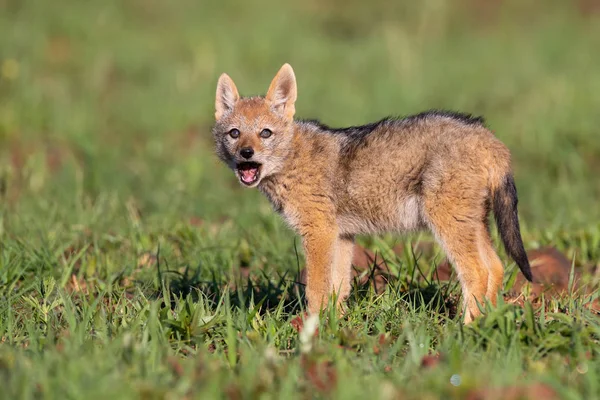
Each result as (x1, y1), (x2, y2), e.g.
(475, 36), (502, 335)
(302, 227), (338, 316)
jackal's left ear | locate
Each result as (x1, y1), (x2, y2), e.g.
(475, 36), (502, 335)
(215, 73), (240, 120)
(266, 64), (297, 119)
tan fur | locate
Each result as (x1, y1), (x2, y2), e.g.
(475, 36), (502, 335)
(213, 63), (527, 324)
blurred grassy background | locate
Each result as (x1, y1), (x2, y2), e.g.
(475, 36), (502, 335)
(1, 0), (599, 234)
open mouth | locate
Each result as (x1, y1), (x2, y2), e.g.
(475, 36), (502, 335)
(236, 162), (262, 186)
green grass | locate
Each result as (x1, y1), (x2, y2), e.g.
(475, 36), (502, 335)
(1, 0), (599, 398)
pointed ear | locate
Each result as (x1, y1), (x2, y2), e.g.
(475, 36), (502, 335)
(215, 73), (240, 120)
(265, 63), (297, 119)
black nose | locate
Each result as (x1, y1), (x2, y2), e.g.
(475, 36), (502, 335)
(240, 147), (254, 159)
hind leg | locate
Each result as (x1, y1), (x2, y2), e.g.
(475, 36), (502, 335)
(479, 233), (505, 304)
(424, 192), (491, 323)
(430, 223), (489, 323)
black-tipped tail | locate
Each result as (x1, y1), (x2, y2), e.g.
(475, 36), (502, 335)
(492, 175), (533, 282)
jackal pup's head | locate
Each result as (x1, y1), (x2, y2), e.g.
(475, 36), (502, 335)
(212, 64), (297, 188)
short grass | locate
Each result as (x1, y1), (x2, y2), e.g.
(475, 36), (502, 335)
(1, 0), (599, 398)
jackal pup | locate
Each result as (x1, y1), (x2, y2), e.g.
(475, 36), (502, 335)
(212, 64), (532, 323)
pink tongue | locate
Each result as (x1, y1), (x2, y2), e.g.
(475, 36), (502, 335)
(241, 168), (257, 182)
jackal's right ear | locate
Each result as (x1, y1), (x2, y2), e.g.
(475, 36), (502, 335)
(215, 73), (240, 120)
(266, 64), (297, 119)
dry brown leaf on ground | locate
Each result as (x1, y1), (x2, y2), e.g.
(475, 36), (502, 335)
(65, 274), (89, 295)
(188, 216), (204, 227)
(301, 355), (337, 394)
(420, 353), (444, 369)
(167, 356), (184, 377)
(505, 246), (600, 311)
(514, 247), (577, 295)
(137, 251), (158, 269)
(466, 383), (558, 400)
(290, 313), (319, 337)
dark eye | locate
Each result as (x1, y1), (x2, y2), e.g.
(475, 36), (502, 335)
(260, 129), (272, 138)
(229, 129), (240, 139)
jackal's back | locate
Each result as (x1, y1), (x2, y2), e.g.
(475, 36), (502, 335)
(301, 110), (512, 236)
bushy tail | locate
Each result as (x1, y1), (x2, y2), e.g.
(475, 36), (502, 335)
(492, 174), (533, 282)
